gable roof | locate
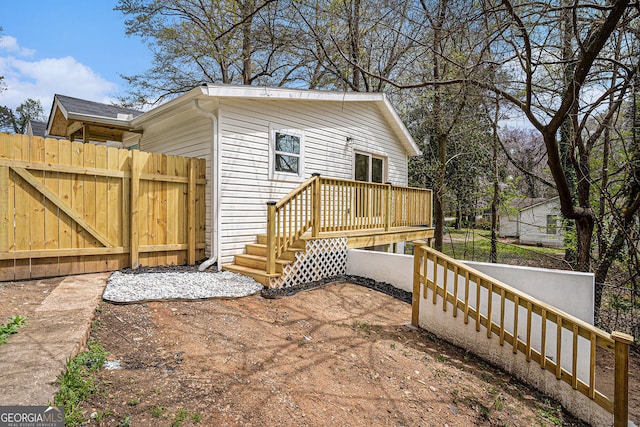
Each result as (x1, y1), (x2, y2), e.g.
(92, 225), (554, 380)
(27, 120), (47, 137)
(45, 85), (420, 155)
(131, 84), (421, 156)
(510, 196), (560, 212)
(46, 94), (143, 141)
(53, 94), (143, 120)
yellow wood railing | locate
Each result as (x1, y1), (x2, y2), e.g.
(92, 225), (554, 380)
(266, 175), (432, 274)
(411, 243), (633, 427)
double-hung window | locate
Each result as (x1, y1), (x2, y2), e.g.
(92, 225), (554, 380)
(270, 128), (304, 181)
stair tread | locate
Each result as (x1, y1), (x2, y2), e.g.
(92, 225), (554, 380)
(235, 253), (290, 265)
(222, 263), (281, 278)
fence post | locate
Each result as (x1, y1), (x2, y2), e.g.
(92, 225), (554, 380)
(385, 182), (392, 231)
(0, 165), (8, 252)
(612, 331), (633, 427)
(311, 174), (321, 238)
(266, 202), (277, 274)
(130, 150), (140, 269)
(187, 159), (197, 265)
(412, 241), (425, 327)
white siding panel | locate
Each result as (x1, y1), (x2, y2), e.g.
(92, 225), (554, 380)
(519, 201), (564, 248)
(217, 98), (411, 263)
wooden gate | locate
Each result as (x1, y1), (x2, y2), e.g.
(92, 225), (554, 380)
(0, 133), (206, 281)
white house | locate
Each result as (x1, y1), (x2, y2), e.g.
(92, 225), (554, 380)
(46, 85), (434, 285)
(499, 196), (564, 248)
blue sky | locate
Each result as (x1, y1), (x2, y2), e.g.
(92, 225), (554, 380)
(0, 1), (152, 114)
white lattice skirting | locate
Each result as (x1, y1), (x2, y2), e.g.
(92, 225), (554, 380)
(270, 237), (348, 288)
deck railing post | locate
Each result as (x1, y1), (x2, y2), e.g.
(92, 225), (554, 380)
(266, 201), (277, 274)
(311, 173), (321, 238)
(612, 331), (633, 427)
(412, 241), (426, 327)
(385, 182), (392, 231)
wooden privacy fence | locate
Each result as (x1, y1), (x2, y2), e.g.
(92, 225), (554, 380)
(0, 133), (206, 281)
(412, 243), (633, 427)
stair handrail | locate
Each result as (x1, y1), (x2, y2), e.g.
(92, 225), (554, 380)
(266, 175), (320, 274)
(412, 243), (633, 427)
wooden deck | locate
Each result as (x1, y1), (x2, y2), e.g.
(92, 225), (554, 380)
(223, 176), (433, 286)
(302, 226), (434, 249)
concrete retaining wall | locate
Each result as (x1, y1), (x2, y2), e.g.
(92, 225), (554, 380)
(346, 249), (611, 426)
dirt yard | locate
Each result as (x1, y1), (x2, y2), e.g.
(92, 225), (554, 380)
(2, 275), (639, 426)
(74, 281), (603, 427)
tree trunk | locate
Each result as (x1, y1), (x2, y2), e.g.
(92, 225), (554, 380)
(348, 0), (361, 91)
(432, 0), (447, 252)
(490, 98), (500, 263)
(598, 125), (610, 258)
(241, 1), (254, 85)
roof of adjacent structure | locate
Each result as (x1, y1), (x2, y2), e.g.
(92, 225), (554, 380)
(52, 95), (143, 121)
(27, 120), (47, 137)
(46, 94), (144, 141)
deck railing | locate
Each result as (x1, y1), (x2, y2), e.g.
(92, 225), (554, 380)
(412, 243), (633, 427)
(266, 175), (432, 274)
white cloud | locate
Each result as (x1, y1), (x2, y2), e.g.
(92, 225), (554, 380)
(0, 35), (35, 57)
(0, 37), (118, 112)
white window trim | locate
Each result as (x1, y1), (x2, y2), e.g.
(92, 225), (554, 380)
(269, 126), (305, 182)
(353, 150), (387, 183)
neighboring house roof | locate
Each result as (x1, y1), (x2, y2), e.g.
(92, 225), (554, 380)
(46, 94), (144, 142)
(130, 84), (421, 156)
(27, 120), (47, 137)
(518, 196), (560, 212)
(506, 197), (557, 213)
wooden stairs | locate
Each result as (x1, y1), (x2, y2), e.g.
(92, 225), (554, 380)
(222, 235), (306, 286)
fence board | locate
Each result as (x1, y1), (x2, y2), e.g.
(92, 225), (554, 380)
(157, 154), (168, 267)
(57, 139), (74, 276)
(166, 155), (178, 266)
(95, 145), (109, 272)
(106, 146), (121, 270)
(29, 137), (49, 278)
(0, 134), (206, 280)
(42, 138), (60, 277)
(0, 134), (13, 280)
(14, 135), (30, 278)
(83, 143), (98, 273)
(70, 141), (85, 274)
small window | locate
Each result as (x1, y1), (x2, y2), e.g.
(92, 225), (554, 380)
(546, 215), (559, 235)
(275, 132), (300, 174)
(270, 128), (304, 181)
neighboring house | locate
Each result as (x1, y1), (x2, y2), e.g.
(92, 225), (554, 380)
(46, 84), (433, 285)
(499, 196), (564, 248)
(26, 120), (48, 137)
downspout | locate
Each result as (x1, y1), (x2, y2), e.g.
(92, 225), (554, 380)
(192, 99), (221, 271)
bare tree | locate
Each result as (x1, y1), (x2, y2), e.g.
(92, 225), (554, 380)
(116, 0), (305, 105)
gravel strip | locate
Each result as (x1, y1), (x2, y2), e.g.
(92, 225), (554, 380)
(103, 270), (263, 303)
